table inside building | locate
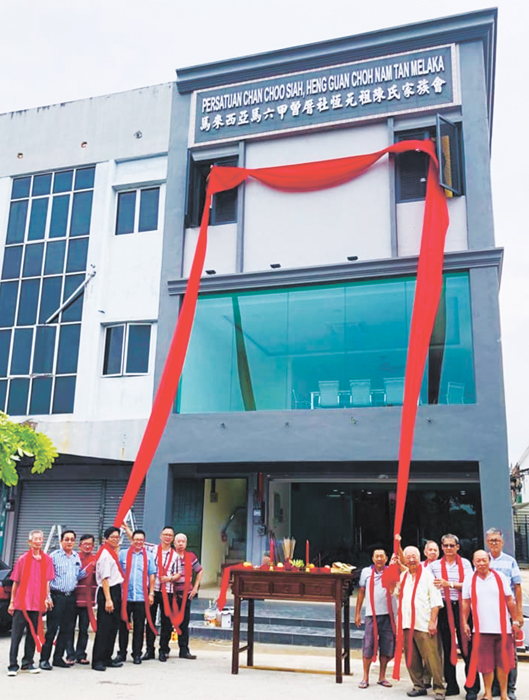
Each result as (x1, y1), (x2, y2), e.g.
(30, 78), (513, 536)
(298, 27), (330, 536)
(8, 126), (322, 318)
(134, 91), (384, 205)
(230, 568), (354, 683)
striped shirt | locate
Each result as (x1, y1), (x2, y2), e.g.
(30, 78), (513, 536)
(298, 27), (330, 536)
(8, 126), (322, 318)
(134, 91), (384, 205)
(145, 544), (178, 593)
(174, 552), (202, 593)
(50, 548), (86, 594)
(429, 557), (473, 601)
(488, 551), (522, 597)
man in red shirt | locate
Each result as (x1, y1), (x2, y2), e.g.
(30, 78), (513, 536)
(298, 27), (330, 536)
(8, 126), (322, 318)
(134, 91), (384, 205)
(7, 530), (54, 677)
(68, 534), (96, 664)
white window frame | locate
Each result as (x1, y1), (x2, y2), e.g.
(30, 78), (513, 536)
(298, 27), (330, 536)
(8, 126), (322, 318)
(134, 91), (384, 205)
(115, 184), (163, 235)
(101, 322), (153, 377)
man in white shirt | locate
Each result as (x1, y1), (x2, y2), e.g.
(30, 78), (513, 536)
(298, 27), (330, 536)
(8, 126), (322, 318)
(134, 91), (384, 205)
(91, 527), (125, 672)
(462, 550), (521, 700)
(398, 546), (444, 700)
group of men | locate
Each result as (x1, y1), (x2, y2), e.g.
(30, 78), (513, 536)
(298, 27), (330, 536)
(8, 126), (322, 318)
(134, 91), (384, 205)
(355, 528), (524, 700)
(7, 523), (202, 676)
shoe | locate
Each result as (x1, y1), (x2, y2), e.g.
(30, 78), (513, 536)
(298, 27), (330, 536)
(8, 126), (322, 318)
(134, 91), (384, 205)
(132, 656), (142, 665)
(407, 691), (427, 698)
(508, 695), (516, 700)
(434, 695), (445, 700)
(77, 659), (90, 665)
(7, 665), (19, 677)
(179, 651), (196, 660)
(446, 688), (460, 697)
(92, 663), (106, 672)
(107, 659), (124, 668)
(21, 664), (40, 674)
(141, 651), (155, 660)
(465, 695), (477, 700)
(159, 652), (168, 662)
(114, 653), (126, 663)
(39, 660), (53, 671)
(53, 659), (73, 668)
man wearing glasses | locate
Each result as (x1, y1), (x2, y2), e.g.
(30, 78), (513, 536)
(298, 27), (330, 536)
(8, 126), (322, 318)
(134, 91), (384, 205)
(430, 534), (478, 700)
(486, 528), (523, 700)
(40, 530), (86, 670)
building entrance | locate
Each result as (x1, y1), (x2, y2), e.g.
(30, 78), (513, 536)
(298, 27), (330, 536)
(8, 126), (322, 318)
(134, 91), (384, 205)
(282, 481), (482, 569)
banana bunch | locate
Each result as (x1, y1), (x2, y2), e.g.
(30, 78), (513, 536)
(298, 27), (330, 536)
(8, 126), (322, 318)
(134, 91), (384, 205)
(290, 559), (305, 569)
(331, 562), (356, 573)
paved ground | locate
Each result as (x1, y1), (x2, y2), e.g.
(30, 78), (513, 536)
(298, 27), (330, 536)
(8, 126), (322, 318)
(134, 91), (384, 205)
(1, 634), (528, 700)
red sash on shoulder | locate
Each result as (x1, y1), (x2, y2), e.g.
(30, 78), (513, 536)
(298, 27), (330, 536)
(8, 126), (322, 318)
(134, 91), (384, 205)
(393, 566), (422, 680)
(121, 547), (158, 636)
(171, 551), (194, 635)
(18, 551), (49, 651)
(369, 565), (396, 662)
(157, 545), (178, 625)
(440, 555), (468, 663)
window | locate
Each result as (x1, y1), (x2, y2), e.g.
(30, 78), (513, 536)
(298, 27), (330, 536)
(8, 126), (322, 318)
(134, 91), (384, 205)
(177, 273), (475, 414)
(0, 165), (94, 415)
(102, 323), (152, 376)
(395, 117), (463, 202)
(115, 187), (160, 235)
(186, 154), (238, 227)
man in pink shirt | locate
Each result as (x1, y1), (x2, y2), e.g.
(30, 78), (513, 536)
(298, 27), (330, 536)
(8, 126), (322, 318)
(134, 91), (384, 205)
(7, 530), (54, 677)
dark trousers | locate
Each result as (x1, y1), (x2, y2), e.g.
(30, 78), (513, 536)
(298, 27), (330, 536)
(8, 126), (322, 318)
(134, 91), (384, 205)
(175, 592), (192, 652)
(146, 590), (174, 655)
(92, 585), (121, 668)
(118, 601), (146, 659)
(9, 610), (39, 667)
(438, 600), (480, 696)
(40, 591), (76, 663)
(67, 606), (90, 661)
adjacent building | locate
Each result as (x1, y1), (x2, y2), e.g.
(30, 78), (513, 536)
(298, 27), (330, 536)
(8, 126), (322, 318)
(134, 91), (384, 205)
(1, 10), (513, 579)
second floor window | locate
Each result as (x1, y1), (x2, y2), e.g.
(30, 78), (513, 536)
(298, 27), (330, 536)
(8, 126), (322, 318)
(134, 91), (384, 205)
(102, 323), (152, 376)
(186, 154), (238, 228)
(115, 187), (160, 235)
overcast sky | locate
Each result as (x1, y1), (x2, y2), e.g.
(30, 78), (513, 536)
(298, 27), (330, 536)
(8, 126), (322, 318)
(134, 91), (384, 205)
(1, 0), (527, 465)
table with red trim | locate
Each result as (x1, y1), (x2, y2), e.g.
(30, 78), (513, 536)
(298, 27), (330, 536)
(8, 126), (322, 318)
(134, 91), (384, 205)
(230, 569), (354, 683)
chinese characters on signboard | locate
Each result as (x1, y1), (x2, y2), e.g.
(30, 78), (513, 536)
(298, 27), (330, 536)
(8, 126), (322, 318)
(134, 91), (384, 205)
(192, 45), (456, 145)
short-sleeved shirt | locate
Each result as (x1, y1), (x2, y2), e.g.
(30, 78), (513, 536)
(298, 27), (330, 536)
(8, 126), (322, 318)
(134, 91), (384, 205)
(95, 548), (124, 588)
(488, 552), (522, 597)
(462, 570), (512, 634)
(145, 544), (178, 593)
(50, 548), (86, 594)
(119, 548), (157, 601)
(75, 551), (97, 607)
(174, 552), (202, 594)
(429, 556), (473, 601)
(11, 551), (55, 611)
(399, 567), (443, 633)
(359, 566), (391, 617)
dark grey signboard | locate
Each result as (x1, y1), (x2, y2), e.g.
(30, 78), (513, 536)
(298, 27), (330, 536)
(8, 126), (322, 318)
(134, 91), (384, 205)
(192, 45), (457, 145)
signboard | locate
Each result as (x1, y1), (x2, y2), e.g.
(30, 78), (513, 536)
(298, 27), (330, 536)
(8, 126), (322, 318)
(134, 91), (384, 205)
(191, 44), (458, 145)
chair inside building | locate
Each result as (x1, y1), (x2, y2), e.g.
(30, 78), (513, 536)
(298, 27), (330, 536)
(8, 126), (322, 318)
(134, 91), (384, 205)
(318, 380), (340, 407)
(349, 380), (371, 407)
(383, 377), (405, 405)
(446, 381), (465, 404)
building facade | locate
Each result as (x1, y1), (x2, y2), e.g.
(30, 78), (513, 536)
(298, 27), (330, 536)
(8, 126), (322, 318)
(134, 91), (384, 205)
(0, 11), (513, 581)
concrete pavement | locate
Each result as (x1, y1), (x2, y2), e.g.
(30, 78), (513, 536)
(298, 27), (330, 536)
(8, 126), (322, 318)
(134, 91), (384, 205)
(2, 635), (528, 700)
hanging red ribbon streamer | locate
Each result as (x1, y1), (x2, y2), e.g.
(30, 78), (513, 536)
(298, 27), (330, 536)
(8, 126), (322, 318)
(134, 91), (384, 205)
(113, 139), (448, 531)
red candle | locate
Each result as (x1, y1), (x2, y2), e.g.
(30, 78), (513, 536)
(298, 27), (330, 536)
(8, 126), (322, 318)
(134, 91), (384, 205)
(306, 540), (309, 566)
(270, 538), (274, 564)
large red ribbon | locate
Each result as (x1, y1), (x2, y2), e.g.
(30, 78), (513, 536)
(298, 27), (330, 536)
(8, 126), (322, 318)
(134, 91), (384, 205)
(113, 140), (448, 529)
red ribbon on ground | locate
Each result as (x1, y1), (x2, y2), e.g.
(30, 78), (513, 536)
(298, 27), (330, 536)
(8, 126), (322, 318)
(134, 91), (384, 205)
(113, 140), (448, 530)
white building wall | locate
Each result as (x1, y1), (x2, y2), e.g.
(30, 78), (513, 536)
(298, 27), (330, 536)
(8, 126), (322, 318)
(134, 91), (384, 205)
(0, 85), (173, 462)
(397, 196), (468, 256)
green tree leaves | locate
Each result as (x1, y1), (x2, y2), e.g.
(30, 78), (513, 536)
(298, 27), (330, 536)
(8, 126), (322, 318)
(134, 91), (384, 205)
(0, 412), (58, 486)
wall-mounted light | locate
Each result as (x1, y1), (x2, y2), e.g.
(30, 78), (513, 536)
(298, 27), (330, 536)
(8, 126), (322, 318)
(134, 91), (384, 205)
(347, 256), (358, 261)
(134, 131), (143, 139)
(270, 263), (281, 269)
(17, 153), (23, 159)
(205, 269), (216, 275)
(81, 141), (88, 148)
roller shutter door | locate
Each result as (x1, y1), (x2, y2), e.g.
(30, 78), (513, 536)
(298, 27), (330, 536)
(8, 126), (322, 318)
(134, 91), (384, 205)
(102, 481), (145, 532)
(14, 480), (103, 561)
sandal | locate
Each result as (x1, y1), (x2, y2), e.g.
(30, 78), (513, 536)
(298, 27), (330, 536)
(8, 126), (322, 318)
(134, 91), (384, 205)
(358, 680), (369, 689)
(77, 659), (90, 665)
(377, 680), (392, 688)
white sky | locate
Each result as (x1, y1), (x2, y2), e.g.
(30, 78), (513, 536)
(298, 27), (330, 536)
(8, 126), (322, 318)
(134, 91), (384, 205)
(1, 0), (527, 465)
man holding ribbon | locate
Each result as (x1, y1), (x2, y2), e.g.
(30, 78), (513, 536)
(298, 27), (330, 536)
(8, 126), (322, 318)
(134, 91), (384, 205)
(397, 545), (445, 699)
(116, 528), (156, 664)
(7, 530), (54, 677)
(430, 534), (479, 700)
(143, 525), (180, 662)
(40, 529), (86, 671)
(355, 548), (395, 689)
(173, 532), (203, 660)
(462, 550), (521, 700)
(92, 526), (124, 672)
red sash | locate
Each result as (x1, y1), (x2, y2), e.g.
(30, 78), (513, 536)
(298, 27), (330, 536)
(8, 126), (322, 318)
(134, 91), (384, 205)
(440, 555), (468, 663)
(81, 556), (98, 633)
(121, 547), (158, 636)
(157, 545), (179, 626)
(393, 566), (423, 680)
(18, 550), (49, 651)
(466, 570), (512, 686)
(171, 551), (194, 635)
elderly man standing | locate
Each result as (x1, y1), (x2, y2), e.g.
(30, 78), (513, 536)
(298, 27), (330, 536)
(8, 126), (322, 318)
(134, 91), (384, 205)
(355, 548), (395, 689)
(174, 532), (203, 659)
(430, 534), (479, 700)
(486, 528), (523, 700)
(462, 550), (521, 700)
(7, 530), (54, 677)
(397, 545), (445, 700)
(40, 530), (86, 671)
